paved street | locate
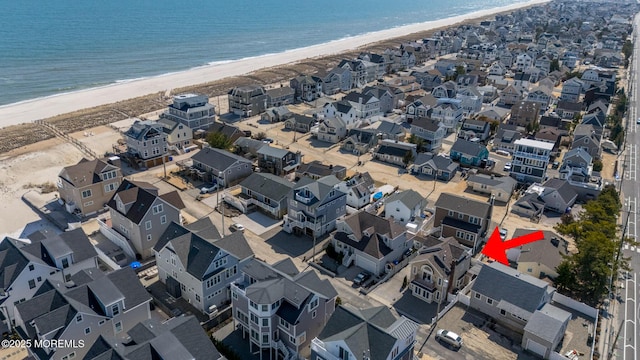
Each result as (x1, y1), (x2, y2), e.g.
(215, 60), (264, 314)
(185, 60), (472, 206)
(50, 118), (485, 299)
(609, 13), (640, 360)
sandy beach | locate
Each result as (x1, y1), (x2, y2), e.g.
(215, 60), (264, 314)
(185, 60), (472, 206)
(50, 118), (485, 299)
(0, 0), (548, 128)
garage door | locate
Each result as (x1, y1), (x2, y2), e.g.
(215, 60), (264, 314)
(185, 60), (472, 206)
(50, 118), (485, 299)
(526, 338), (548, 358)
(356, 255), (377, 274)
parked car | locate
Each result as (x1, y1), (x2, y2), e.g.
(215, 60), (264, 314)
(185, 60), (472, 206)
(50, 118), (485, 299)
(353, 271), (371, 286)
(200, 184), (218, 194)
(495, 149), (510, 156)
(499, 228), (508, 240)
(436, 329), (463, 349)
(636, 118), (640, 124)
(503, 162), (512, 171)
(262, 138), (274, 144)
(230, 223), (245, 232)
(551, 161), (560, 169)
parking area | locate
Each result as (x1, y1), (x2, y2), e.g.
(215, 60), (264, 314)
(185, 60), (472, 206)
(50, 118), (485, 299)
(418, 305), (539, 360)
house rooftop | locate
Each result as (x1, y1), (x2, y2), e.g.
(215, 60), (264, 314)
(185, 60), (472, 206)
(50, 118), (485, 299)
(514, 138), (555, 150)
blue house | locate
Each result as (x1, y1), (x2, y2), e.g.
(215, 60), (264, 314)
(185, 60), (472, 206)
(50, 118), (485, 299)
(449, 139), (489, 167)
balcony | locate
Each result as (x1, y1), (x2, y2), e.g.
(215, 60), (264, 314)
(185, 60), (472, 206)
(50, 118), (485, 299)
(295, 192), (313, 204)
(230, 281), (248, 297)
(513, 151), (549, 162)
(411, 277), (437, 292)
(311, 338), (339, 360)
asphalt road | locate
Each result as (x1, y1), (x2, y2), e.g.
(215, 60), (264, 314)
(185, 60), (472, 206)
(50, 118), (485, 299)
(615, 13), (640, 360)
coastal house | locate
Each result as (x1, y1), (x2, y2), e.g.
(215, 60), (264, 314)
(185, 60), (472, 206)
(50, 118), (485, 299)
(466, 174), (517, 203)
(266, 86), (295, 107)
(526, 86), (554, 111)
(412, 70), (442, 91)
(84, 315), (222, 360)
(322, 67), (351, 95)
(509, 139), (553, 184)
(159, 93), (216, 131)
(410, 153), (458, 181)
(433, 192), (493, 251)
(332, 211), (411, 275)
(508, 101), (541, 128)
(405, 96), (436, 121)
(233, 137), (267, 158)
(493, 124), (524, 154)
(383, 189), (427, 224)
(560, 77), (584, 102)
(409, 236), (471, 303)
(124, 120), (169, 168)
(471, 262), (554, 330)
(261, 106), (293, 123)
(191, 147), (253, 186)
(14, 267), (152, 360)
(538, 179), (578, 213)
(364, 85), (395, 114)
(571, 124), (602, 159)
(295, 161), (347, 181)
(57, 157), (123, 217)
(323, 101), (358, 129)
(236, 172), (295, 218)
(228, 85), (268, 117)
(449, 139), (489, 167)
(459, 118), (491, 141)
(338, 59), (368, 88)
(290, 75), (323, 102)
(154, 220), (254, 314)
(158, 117), (193, 152)
(316, 117), (347, 144)
(282, 175), (347, 238)
(231, 258), (338, 359)
(507, 229), (569, 280)
(256, 145), (302, 176)
(430, 99), (464, 133)
(311, 304), (418, 360)
(456, 86), (483, 116)
(342, 91), (381, 120)
(431, 81), (457, 99)
(498, 85), (523, 106)
(556, 100), (583, 120)
(372, 140), (418, 167)
(515, 53), (533, 72)
(409, 117), (447, 152)
(208, 122), (245, 143)
(284, 114), (315, 133)
(0, 237), (62, 327)
(105, 179), (185, 259)
(334, 172), (375, 210)
(376, 120), (406, 141)
(25, 228), (99, 279)
(341, 128), (379, 155)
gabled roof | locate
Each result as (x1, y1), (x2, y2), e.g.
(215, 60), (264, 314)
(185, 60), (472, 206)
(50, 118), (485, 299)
(467, 174), (517, 192)
(256, 145), (291, 159)
(155, 222), (253, 279)
(191, 147), (251, 171)
(84, 316), (221, 360)
(24, 227), (98, 266)
(450, 139), (487, 157)
(507, 229), (568, 273)
(335, 212), (406, 259)
(58, 158), (119, 187)
(472, 262), (552, 315)
(376, 121), (406, 136)
(411, 237), (469, 276)
(0, 237), (49, 292)
(523, 303), (571, 343)
(384, 189), (426, 212)
(107, 180), (184, 225)
(411, 117), (443, 132)
(541, 179), (578, 204)
(435, 192), (492, 218)
(240, 173), (295, 201)
(292, 175), (343, 210)
(318, 305), (418, 360)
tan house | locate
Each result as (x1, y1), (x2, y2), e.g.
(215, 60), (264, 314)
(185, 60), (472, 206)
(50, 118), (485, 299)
(57, 157), (123, 216)
(433, 192), (493, 253)
(409, 236), (471, 304)
(158, 118), (193, 152)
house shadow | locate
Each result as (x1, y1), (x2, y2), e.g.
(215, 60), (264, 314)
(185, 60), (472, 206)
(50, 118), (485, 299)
(219, 113), (243, 123)
(392, 291), (441, 325)
(17, 219), (60, 238)
(263, 231), (329, 258)
(305, 138), (333, 148)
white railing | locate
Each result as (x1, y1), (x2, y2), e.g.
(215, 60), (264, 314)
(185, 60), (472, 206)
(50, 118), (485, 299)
(273, 339), (290, 359)
(342, 252), (355, 267)
(97, 218), (136, 259)
(311, 338), (339, 360)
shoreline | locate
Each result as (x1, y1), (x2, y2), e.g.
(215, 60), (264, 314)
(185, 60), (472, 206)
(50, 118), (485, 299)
(0, 0), (548, 128)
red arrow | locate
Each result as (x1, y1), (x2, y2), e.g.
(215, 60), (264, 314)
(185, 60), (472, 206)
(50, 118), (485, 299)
(481, 227), (545, 265)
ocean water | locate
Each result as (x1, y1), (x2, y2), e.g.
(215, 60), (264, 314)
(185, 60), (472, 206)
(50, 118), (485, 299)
(0, 0), (529, 106)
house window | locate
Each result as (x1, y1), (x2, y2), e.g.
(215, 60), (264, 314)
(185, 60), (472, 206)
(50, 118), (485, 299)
(99, 320), (105, 326)
(196, 294), (201, 302)
(309, 297), (319, 310)
(104, 183), (117, 192)
(114, 321), (123, 333)
(28, 279), (36, 289)
(37, 276), (42, 282)
(474, 292), (481, 299)
(262, 333), (269, 345)
(145, 220), (152, 230)
(112, 304), (120, 316)
(458, 212), (464, 219)
(76, 314), (82, 323)
(500, 309), (506, 316)
(487, 298), (494, 305)
(84, 327), (91, 335)
(160, 215), (167, 224)
(147, 234), (152, 241)
(279, 318), (290, 330)
(250, 313), (259, 325)
(261, 304), (268, 312)
(262, 318), (269, 327)
(448, 210), (454, 216)
(81, 189), (92, 198)
(312, 310), (317, 319)
(28, 264), (34, 271)
(152, 204), (164, 214)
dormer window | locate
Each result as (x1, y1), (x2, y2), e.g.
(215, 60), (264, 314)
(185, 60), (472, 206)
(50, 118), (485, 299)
(112, 304), (120, 316)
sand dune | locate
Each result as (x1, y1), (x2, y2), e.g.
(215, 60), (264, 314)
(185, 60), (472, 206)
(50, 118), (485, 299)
(0, 0), (548, 127)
